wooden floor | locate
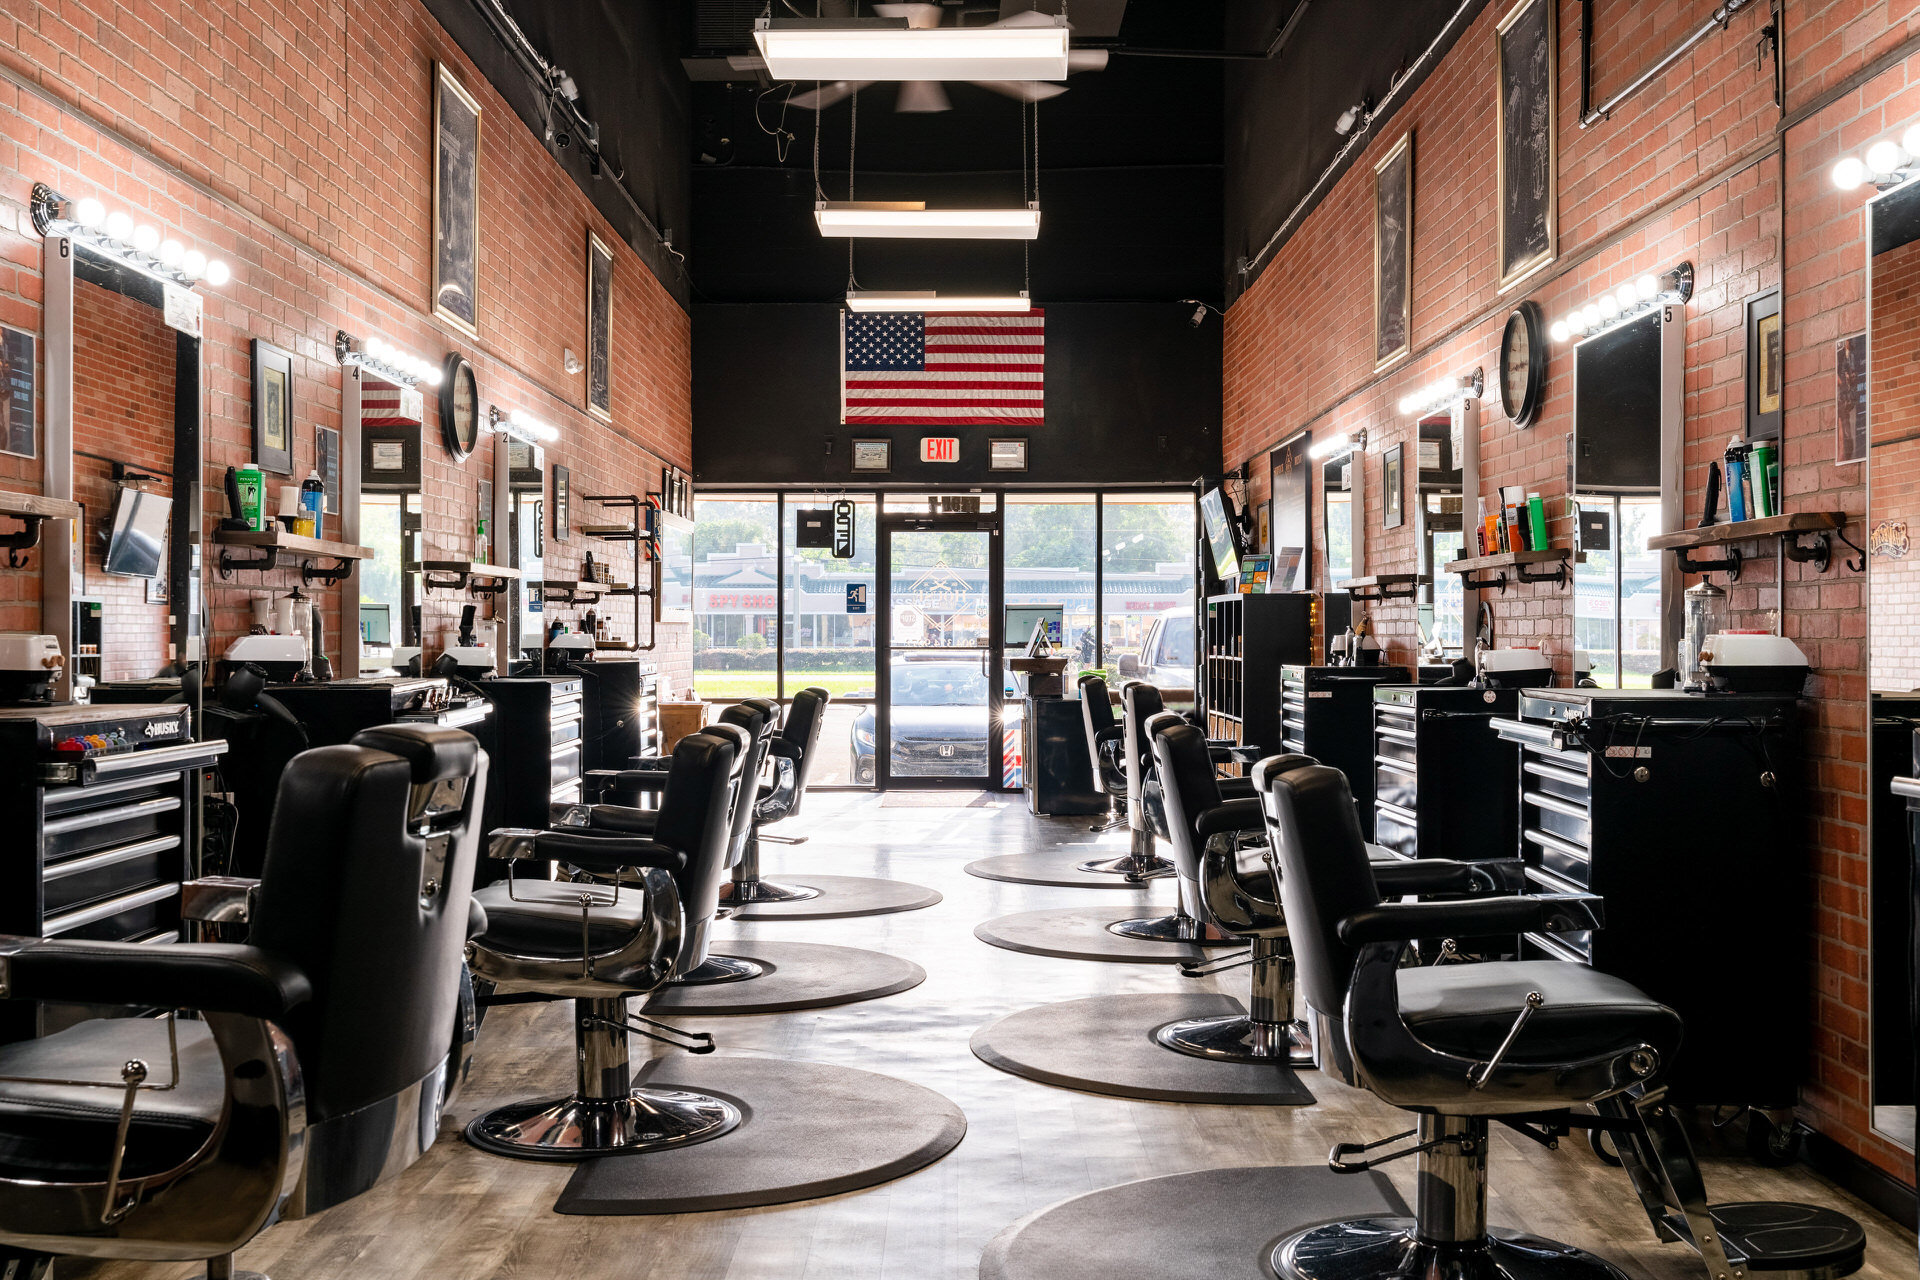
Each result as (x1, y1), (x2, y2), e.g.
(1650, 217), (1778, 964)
(76, 791), (1918, 1279)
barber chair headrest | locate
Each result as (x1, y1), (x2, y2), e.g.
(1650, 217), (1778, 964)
(1251, 752), (1320, 790)
(350, 724), (481, 786)
(702, 720), (752, 761)
(718, 698), (778, 741)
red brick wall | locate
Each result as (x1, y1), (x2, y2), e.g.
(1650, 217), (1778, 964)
(0, 0), (692, 690)
(1225, 1), (1917, 1182)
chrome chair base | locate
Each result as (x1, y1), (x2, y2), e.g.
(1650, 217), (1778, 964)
(722, 877), (823, 904)
(465, 1087), (742, 1162)
(1154, 1012), (1316, 1068)
(1271, 1219), (1630, 1280)
(1107, 913), (1207, 942)
(1076, 852), (1175, 879)
(673, 954), (765, 985)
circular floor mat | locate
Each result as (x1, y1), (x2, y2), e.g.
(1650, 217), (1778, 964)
(974, 906), (1235, 965)
(965, 851), (1172, 890)
(649, 941), (924, 1015)
(980, 1165), (1409, 1280)
(725, 873), (942, 921)
(971, 993), (1315, 1105)
(553, 1056), (966, 1215)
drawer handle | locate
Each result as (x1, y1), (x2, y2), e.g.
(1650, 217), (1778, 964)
(1523, 826), (1589, 860)
(1375, 726), (1418, 744)
(1523, 759), (1588, 788)
(44, 796), (182, 837)
(1523, 789), (1590, 821)
(44, 883), (179, 936)
(1374, 757), (1417, 776)
(46, 836), (182, 882)
(1374, 798), (1418, 825)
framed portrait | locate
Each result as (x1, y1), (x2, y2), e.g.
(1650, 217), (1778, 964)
(1256, 498), (1272, 554)
(251, 339), (294, 475)
(1745, 288), (1782, 440)
(1836, 332), (1867, 466)
(432, 62), (482, 338)
(1496, 0), (1555, 289)
(1383, 444), (1405, 529)
(2, 324), (35, 460)
(586, 230), (613, 421)
(1374, 132), (1413, 369)
(552, 463), (570, 543)
(851, 438), (892, 473)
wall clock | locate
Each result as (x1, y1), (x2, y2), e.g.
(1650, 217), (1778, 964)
(440, 352), (480, 461)
(1499, 300), (1546, 428)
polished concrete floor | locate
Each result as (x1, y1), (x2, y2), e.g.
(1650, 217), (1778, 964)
(77, 791), (1918, 1279)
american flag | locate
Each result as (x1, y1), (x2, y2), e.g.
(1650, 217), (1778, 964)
(841, 311), (1045, 426)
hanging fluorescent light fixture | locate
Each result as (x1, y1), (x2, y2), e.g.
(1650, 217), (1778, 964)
(1308, 429), (1368, 461)
(753, 15), (1070, 82)
(846, 290), (1031, 313)
(489, 405), (560, 445)
(29, 183), (230, 289)
(335, 330), (442, 387)
(1547, 262), (1693, 344)
(1398, 368), (1484, 417)
(815, 201), (1041, 240)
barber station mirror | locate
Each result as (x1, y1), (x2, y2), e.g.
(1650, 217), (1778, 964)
(1322, 445), (1361, 588)
(505, 436), (545, 661)
(1865, 174), (1920, 1154)
(1415, 418), (1465, 660)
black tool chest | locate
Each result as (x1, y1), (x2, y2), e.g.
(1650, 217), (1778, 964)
(1280, 665), (1409, 840)
(1371, 683), (1519, 862)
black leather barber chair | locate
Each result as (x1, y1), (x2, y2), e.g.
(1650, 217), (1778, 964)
(1078, 674), (1129, 835)
(1076, 682), (1180, 884)
(724, 686), (831, 905)
(464, 730), (743, 1160)
(0, 725), (486, 1280)
(1259, 761), (1865, 1280)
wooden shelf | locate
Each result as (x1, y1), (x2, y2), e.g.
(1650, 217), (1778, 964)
(1443, 547), (1575, 593)
(1646, 511), (1851, 578)
(541, 578), (604, 605)
(421, 560), (521, 595)
(1337, 573), (1428, 602)
(576, 522), (644, 541)
(214, 527), (371, 585)
(0, 490), (80, 522)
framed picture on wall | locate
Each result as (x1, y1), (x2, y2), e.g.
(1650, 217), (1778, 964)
(432, 62), (482, 339)
(251, 339), (294, 476)
(1745, 288), (1783, 440)
(2, 324), (35, 460)
(315, 426), (341, 528)
(1836, 332), (1867, 466)
(1383, 444), (1405, 528)
(1496, 0), (1555, 289)
(585, 230), (613, 422)
(851, 438), (892, 473)
(1374, 132), (1413, 369)
(1256, 499), (1272, 554)
(552, 463), (570, 542)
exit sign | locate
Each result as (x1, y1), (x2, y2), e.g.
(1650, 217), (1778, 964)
(920, 437), (960, 463)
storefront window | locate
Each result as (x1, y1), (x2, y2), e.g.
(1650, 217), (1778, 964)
(1574, 494), (1662, 687)
(359, 493), (404, 662)
(1005, 496), (1096, 680)
(784, 496), (877, 786)
(1100, 494), (1197, 690)
(692, 494), (779, 700)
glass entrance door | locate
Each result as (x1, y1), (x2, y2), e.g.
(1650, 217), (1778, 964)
(876, 516), (1003, 789)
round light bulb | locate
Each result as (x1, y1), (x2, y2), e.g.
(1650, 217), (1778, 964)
(426, 367), (443, 386)
(158, 239), (184, 266)
(1398, 396), (1416, 414)
(1903, 125), (1920, 161)
(1616, 285), (1639, 312)
(1549, 321), (1571, 343)
(181, 249), (206, 279)
(1597, 292), (1620, 319)
(203, 260), (230, 287)
(1584, 303), (1605, 329)
(1868, 140), (1907, 175)
(1636, 274), (1659, 301)
(1564, 312), (1586, 335)
(368, 338), (388, 360)
(74, 197), (106, 227)
(1833, 156), (1869, 190)
(104, 210), (133, 241)
(131, 224), (159, 253)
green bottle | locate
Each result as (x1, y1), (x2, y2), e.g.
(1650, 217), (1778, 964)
(235, 462), (265, 531)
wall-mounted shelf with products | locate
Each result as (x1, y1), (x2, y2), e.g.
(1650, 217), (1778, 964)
(214, 528), (371, 585)
(1337, 574), (1427, 602)
(420, 560), (521, 596)
(0, 489), (80, 568)
(542, 579), (603, 606)
(1444, 547), (1575, 593)
(1646, 512), (1852, 580)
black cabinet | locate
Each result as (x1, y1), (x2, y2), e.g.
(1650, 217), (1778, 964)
(556, 659), (660, 771)
(1279, 665), (1410, 840)
(1200, 593), (1313, 757)
(1022, 696), (1104, 816)
(1494, 688), (1805, 1109)
(1371, 684), (1519, 862)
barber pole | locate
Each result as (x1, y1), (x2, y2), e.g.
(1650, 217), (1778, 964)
(1003, 718), (1021, 789)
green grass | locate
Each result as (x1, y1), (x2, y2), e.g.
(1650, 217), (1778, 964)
(693, 670), (876, 699)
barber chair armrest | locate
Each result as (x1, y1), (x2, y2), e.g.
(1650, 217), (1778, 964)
(550, 803), (658, 834)
(1195, 796), (1265, 839)
(624, 755), (672, 771)
(767, 737), (800, 760)
(1093, 724), (1124, 746)
(1216, 776), (1256, 800)
(0, 936), (312, 1019)
(181, 875), (260, 925)
(1370, 859), (1516, 898)
(488, 827), (686, 876)
(1336, 893), (1604, 948)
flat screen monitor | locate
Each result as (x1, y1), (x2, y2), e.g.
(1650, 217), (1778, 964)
(1199, 487), (1240, 583)
(360, 603), (392, 646)
(1005, 604), (1063, 649)
(103, 488), (170, 579)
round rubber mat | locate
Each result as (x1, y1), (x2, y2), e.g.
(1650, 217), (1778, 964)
(726, 873), (942, 921)
(965, 851), (1173, 890)
(980, 1165), (1409, 1280)
(974, 906), (1236, 964)
(649, 941), (924, 1015)
(971, 993), (1316, 1105)
(554, 1056), (966, 1215)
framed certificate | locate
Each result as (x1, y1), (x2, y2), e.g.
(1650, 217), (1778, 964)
(851, 438), (892, 473)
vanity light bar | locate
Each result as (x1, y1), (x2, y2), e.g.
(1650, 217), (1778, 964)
(1832, 125), (1920, 191)
(1397, 368), (1484, 417)
(1547, 262), (1693, 344)
(335, 331), (442, 388)
(29, 184), (230, 289)
(489, 406), (560, 445)
(1308, 428), (1368, 461)
(846, 290), (1032, 313)
(815, 202), (1042, 240)
(753, 16), (1071, 82)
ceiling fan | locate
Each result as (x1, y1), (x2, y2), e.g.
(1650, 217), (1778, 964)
(788, 4), (1109, 114)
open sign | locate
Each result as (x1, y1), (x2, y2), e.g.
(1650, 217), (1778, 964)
(920, 437), (960, 463)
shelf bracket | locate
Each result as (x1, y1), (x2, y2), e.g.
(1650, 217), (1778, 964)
(1672, 545), (1742, 582)
(422, 570), (470, 595)
(219, 545), (280, 579)
(1459, 571), (1510, 594)
(1349, 582), (1423, 603)
(0, 515), (47, 569)
(299, 557), (354, 587)
(1781, 530), (1832, 574)
(466, 577), (510, 597)
(1515, 560), (1571, 589)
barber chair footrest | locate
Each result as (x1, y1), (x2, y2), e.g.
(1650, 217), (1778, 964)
(1271, 1218), (1630, 1280)
(722, 877), (823, 905)
(1107, 913), (1209, 943)
(464, 1087), (742, 1162)
(1153, 1013), (1315, 1068)
(1076, 852), (1175, 880)
(1704, 1203), (1865, 1276)
(674, 954), (765, 986)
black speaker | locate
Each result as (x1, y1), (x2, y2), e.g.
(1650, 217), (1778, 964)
(795, 508), (834, 548)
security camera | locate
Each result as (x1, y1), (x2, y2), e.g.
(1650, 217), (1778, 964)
(1188, 304), (1207, 329)
(1334, 98), (1373, 137)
